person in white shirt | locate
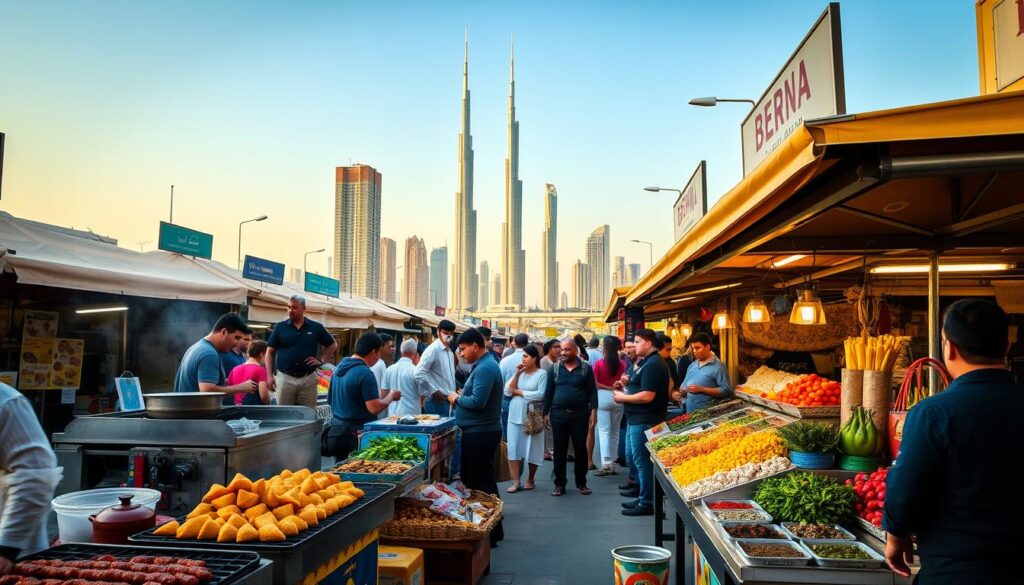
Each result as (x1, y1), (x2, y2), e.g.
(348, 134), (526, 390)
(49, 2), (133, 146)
(370, 333), (394, 419)
(499, 333), (529, 441)
(414, 321), (457, 417)
(382, 339), (428, 417)
(0, 383), (61, 573)
(504, 345), (548, 493)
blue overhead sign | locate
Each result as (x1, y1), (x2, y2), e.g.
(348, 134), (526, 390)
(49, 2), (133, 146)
(304, 272), (340, 297)
(242, 255), (285, 285)
(158, 222), (213, 259)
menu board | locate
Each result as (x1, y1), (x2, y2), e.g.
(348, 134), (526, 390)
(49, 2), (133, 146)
(18, 311), (85, 390)
(20, 337), (56, 389)
(23, 310), (58, 339)
(51, 338), (85, 388)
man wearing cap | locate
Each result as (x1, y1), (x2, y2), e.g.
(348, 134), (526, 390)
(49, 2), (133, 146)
(415, 320), (458, 417)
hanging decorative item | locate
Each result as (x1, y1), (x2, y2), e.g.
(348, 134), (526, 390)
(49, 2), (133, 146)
(742, 295), (771, 324)
(711, 310), (735, 334)
(679, 322), (693, 339)
(790, 288), (827, 325)
(698, 307), (713, 322)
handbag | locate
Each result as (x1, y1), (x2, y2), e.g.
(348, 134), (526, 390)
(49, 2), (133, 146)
(493, 440), (512, 483)
(524, 402), (545, 435)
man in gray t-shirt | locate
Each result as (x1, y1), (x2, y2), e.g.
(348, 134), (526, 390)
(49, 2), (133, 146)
(174, 313), (258, 400)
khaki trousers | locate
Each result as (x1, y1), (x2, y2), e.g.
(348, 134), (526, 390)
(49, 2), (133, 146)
(276, 372), (318, 409)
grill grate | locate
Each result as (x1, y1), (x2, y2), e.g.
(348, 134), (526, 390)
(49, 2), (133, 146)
(131, 482), (395, 551)
(20, 543), (260, 584)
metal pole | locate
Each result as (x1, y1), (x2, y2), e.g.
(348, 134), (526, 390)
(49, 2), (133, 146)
(237, 221), (244, 270)
(169, 185), (174, 223)
(928, 252), (940, 394)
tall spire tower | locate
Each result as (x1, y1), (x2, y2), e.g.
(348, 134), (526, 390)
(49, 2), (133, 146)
(501, 35), (526, 308)
(453, 28), (479, 312)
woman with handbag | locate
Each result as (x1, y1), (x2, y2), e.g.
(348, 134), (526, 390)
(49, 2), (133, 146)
(504, 344), (549, 493)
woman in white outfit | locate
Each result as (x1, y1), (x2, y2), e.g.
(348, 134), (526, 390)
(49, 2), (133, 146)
(592, 336), (626, 476)
(504, 345), (548, 493)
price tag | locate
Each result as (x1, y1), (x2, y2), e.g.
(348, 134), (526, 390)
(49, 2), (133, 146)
(61, 388), (76, 405)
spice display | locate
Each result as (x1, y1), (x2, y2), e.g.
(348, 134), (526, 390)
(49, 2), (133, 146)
(738, 542), (804, 558)
(657, 425), (751, 466)
(766, 374), (841, 407)
(742, 366), (800, 395)
(331, 459), (412, 474)
(777, 421), (839, 454)
(713, 510), (769, 522)
(3, 555), (213, 583)
(704, 400), (748, 418)
(808, 543), (873, 560)
(845, 334), (899, 371)
(754, 471), (856, 524)
(155, 470), (364, 542)
(784, 523), (850, 539)
(681, 457), (791, 500)
(846, 466), (888, 527)
(648, 433), (692, 453)
(670, 430), (787, 486)
(724, 524), (786, 539)
(839, 406), (882, 456)
(706, 501), (754, 510)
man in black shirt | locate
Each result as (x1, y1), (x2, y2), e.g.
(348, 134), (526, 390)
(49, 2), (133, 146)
(265, 294), (338, 408)
(543, 336), (598, 496)
(614, 328), (669, 516)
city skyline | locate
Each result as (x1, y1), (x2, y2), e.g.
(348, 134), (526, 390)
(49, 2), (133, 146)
(0, 2), (980, 308)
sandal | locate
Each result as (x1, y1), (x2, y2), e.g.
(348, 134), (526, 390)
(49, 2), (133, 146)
(522, 482), (535, 490)
(506, 483), (521, 494)
(588, 464), (598, 471)
(578, 487), (593, 496)
(551, 487), (565, 496)
(595, 467), (618, 477)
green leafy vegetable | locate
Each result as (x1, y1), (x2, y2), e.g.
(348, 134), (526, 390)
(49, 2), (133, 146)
(753, 471), (856, 524)
(353, 435), (425, 461)
(777, 422), (840, 454)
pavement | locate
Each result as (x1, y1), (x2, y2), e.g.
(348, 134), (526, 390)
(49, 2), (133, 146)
(480, 457), (678, 585)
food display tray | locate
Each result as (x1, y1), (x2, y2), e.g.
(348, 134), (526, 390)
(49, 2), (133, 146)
(329, 459), (425, 492)
(21, 543), (261, 585)
(855, 516), (888, 542)
(715, 521), (791, 543)
(358, 428), (457, 475)
(802, 539), (886, 569)
(364, 416), (456, 433)
(701, 499), (771, 521)
(778, 522), (856, 542)
(732, 538), (812, 567)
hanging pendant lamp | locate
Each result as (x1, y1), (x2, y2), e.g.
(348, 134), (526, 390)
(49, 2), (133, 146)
(789, 288), (827, 325)
(742, 296), (771, 324)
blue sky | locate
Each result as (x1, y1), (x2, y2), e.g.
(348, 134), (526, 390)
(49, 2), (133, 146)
(0, 1), (979, 307)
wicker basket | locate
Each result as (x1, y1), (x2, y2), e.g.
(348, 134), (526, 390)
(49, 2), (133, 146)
(379, 490), (504, 542)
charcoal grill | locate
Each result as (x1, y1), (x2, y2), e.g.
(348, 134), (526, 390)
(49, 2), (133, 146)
(20, 543), (262, 584)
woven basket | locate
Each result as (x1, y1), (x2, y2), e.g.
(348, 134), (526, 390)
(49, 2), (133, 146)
(380, 490), (504, 542)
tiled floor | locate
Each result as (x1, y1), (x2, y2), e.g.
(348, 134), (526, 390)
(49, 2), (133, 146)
(480, 458), (677, 585)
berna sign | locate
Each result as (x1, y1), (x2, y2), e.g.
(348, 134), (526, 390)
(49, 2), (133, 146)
(673, 161), (707, 241)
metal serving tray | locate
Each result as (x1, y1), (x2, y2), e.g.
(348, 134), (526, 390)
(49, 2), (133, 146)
(716, 521), (790, 542)
(779, 522), (857, 542)
(701, 499), (771, 520)
(802, 539), (886, 569)
(329, 459), (425, 495)
(21, 543), (261, 585)
(733, 538), (812, 567)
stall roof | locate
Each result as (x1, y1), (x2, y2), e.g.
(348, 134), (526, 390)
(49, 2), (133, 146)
(0, 212), (249, 304)
(611, 91), (1024, 321)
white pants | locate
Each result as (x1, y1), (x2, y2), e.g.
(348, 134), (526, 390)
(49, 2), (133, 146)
(597, 390), (624, 466)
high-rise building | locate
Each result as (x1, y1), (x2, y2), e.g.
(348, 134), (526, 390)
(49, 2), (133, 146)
(334, 165), (382, 298)
(479, 260), (490, 310)
(542, 184), (558, 310)
(560, 291), (569, 310)
(380, 237), (397, 303)
(403, 236), (430, 310)
(289, 268), (303, 285)
(429, 247), (448, 308)
(572, 261), (590, 309)
(612, 256), (627, 287)
(628, 263), (642, 286)
(586, 225), (611, 311)
(501, 40), (525, 308)
(453, 31), (479, 312)
(492, 273), (502, 308)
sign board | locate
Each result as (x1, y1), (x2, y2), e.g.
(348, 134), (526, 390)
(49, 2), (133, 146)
(740, 3), (845, 176)
(619, 307), (645, 343)
(434, 306), (446, 317)
(242, 254), (285, 285)
(158, 221), (214, 259)
(994, 0), (1024, 90)
(304, 272), (340, 298)
(673, 161), (707, 241)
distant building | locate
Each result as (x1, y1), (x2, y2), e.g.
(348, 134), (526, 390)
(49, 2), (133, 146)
(334, 164), (382, 298)
(627, 263), (641, 286)
(542, 184), (558, 310)
(560, 291), (569, 310)
(612, 256), (627, 287)
(403, 236), (430, 309)
(289, 268), (303, 285)
(572, 260), (590, 310)
(492, 273), (502, 308)
(453, 34), (479, 311)
(380, 237), (397, 303)
(586, 225), (611, 311)
(429, 246), (448, 308)
(479, 260), (490, 310)
(502, 43), (525, 308)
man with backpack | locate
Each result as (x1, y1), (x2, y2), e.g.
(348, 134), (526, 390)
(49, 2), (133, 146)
(542, 335), (598, 496)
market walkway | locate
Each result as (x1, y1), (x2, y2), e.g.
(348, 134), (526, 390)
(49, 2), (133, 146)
(482, 460), (677, 585)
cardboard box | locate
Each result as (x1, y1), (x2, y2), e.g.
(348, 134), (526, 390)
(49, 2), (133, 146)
(378, 545), (423, 585)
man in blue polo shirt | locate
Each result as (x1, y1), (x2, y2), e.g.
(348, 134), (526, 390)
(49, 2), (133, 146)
(174, 313), (257, 399)
(265, 294), (338, 409)
(680, 332), (733, 413)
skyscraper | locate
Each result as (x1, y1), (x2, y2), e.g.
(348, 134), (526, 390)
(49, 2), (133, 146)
(501, 39), (525, 308)
(334, 165), (382, 298)
(453, 31), (479, 312)
(289, 268), (302, 285)
(572, 260), (590, 310)
(586, 225), (611, 311)
(560, 291), (569, 310)
(628, 263), (642, 286)
(492, 273), (502, 308)
(479, 260), (490, 310)
(380, 237), (397, 303)
(542, 184), (558, 310)
(403, 236), (429, 310)
(429, 246), (448, 308)
(612, 256), (627, 287)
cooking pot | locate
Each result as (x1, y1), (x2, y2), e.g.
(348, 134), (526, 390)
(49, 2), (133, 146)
(145, 392), (224, 419)
(90, 494), (156, 544)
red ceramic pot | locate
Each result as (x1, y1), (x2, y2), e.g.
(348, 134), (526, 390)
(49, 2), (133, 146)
(90, 494), (155, 544)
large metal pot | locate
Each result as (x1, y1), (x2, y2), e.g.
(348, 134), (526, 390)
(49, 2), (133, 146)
(145, 392), (224, 419)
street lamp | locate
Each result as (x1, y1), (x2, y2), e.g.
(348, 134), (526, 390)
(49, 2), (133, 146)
(304, 248), (326, 276)
(688, 97), (755, 107)
(644, 187), (681, 194)
(237, 215), (269, 269)
(631, 239), (653, 271)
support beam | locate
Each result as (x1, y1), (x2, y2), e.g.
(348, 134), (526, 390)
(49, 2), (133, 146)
(835, 205), (936, 237)
(943, 202), (1024, 238)
(928, 252), (940, 393)
(957, 173), (999, 222)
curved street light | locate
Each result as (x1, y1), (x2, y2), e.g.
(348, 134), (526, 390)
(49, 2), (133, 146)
(688, 97), (755, 107)
(644, 187), (682, 194)
(304, 248), (326, 275)
(237, 215), (269, 269)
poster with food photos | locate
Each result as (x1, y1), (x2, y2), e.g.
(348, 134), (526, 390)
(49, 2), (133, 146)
(51, 338), (85, 388)
(23, 310), (58, 339)
(19, 337), (56, 389)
